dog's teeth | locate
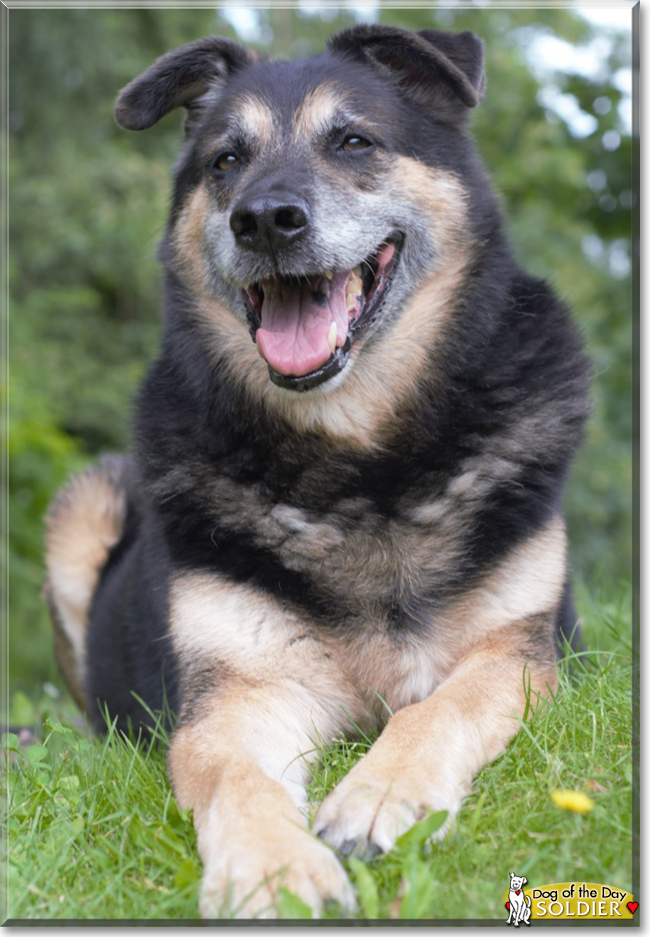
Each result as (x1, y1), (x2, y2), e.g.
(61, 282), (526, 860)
(353, 265), (362, 276)
(346, 269), (363, 311)
(327, 322), (337, 354)
(242, 283), (250, 290)
(347, 270), (362, 293)
(325, 270), (333, 280)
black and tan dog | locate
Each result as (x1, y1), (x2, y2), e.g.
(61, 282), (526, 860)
(44, 26), (590, 919)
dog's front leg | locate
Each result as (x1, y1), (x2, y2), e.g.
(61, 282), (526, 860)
(515, 901), (525, 926)
(166, 576), (359, 918)
(169, 680), (356, 919)
(314, 622), (557, 857)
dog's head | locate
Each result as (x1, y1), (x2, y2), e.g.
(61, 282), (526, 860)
(510, 873), (528, 892)
(116, 27), (485, 396)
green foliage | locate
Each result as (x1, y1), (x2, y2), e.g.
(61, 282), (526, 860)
(348, 857), (379, 918)
(9, 8), (632, 691)
(5, 714), (200, 920)
(275, 888), (314, 920)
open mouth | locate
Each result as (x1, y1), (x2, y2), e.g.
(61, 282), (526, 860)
(242, 235), (403, 392)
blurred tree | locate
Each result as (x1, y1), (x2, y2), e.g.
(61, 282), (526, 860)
(8, 7), (632, 690)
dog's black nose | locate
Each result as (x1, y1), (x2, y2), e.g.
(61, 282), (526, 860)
(230, 197), (309, 252)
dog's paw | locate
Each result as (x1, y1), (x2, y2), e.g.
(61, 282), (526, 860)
(198, 821), (356, 920)
(313, 769), (458, 859)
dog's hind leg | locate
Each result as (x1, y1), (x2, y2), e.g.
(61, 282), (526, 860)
(524, 896), (532, 925)
(44, 456), (129, 712)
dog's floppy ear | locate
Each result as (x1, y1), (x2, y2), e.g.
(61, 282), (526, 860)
(328, 25), (485, 118)
(522, 876), (528, 885)
(115, 37), (256, 131)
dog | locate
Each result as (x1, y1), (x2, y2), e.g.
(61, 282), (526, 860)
(44, 26), (590, 919)
(507, 873), (532, 926)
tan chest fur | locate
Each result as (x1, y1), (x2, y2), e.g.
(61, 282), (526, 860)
(169, 513), (565, 732)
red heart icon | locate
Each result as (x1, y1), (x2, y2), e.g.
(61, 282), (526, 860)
(627, 902), (638, 914)
(516, 890), (521, 895)
(505, 902), (511, 911)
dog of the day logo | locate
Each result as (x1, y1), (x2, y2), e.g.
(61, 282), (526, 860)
(505, 873), (532, 926)
(504, 879), (637, 921)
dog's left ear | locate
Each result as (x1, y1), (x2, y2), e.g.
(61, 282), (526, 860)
(115, 37), (257, 131)
(328, 25), (485, 120)
(522, 876), (528, 885)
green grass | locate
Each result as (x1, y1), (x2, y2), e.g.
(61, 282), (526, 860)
(4, 587), (634, 922)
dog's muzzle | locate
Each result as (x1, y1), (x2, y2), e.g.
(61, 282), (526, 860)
(240, 234), (404, 392)
(230, 195), (310, 256)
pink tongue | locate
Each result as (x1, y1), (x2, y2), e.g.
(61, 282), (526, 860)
(256, 272), (351, 377)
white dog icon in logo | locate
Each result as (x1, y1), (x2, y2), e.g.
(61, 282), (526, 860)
(506, 873), (532, 926)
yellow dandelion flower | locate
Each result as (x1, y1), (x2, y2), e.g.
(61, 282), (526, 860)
(550, 789), (595, 813)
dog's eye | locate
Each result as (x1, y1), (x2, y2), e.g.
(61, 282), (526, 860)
(341, 135), (373, 153)
(213, 152), (241, 172)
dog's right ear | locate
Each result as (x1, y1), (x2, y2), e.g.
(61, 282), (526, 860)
(329, 25), (485, 121)
(115, 37), (256, 131)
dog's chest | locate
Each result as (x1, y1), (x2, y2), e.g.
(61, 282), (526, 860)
(206, 443), (466, 626)
(236, 491), (462, 628)
(169, 569), (456, 723)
